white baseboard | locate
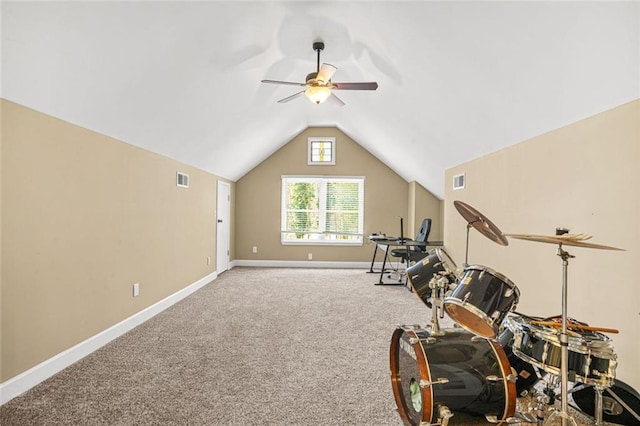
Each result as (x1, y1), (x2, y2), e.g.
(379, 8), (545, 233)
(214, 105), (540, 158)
(232, 259), (387, 269)
(0, 271), (218, 405)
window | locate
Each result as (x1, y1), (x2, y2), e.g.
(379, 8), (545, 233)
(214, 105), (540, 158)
(308, 137), (335, 165)
(281, 176), (364, 245)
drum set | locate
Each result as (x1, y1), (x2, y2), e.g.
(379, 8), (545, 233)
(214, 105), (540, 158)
(389, 201), (640, 426)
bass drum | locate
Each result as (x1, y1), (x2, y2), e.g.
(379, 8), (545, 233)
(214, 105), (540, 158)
(390, 326), (516, 425)
(572, 379), (640, 426)
(406, 247), (458, 308)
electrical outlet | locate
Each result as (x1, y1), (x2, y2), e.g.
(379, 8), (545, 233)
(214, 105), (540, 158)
(133, 283), (140, 297)
(252, 246), (258, 253)
(308, 253), (313, 260)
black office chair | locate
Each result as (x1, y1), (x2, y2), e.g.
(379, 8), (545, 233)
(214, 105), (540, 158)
(390, 218), (432, 265)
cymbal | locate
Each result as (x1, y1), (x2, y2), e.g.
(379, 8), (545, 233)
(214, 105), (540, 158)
(454, 200), (508, 246)
(505, 234), (624, 251)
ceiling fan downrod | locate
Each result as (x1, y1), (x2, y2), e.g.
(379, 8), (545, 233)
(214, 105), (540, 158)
(313, 41), (324, 74)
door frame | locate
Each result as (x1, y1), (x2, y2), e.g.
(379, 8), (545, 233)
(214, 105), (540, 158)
(216, 181), (231, 273)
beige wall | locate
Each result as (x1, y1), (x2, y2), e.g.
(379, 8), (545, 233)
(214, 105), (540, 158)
(235, 127), (442, 262)
(1, 100), (232, 382)
(444, 99), (640, 390)
(409, 181), (443, 242)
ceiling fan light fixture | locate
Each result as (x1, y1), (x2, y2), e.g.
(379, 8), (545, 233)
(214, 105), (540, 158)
(261, 41), (377, 106)
(305, 86), (331, 104)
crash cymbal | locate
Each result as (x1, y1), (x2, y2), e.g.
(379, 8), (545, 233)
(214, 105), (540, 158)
(454, 200), (508, 246)
(505, 234), (624, 251)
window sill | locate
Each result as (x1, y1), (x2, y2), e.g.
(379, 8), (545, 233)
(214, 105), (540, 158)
(281, 240), (363, 247)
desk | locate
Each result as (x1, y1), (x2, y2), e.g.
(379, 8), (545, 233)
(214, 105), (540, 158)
(366, 234), (397, 273)
(373, 239), (427, 286)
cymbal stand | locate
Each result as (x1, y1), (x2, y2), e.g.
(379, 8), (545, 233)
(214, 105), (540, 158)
(594, 386), (604, 426)
(543, 243), (577, 426)
(464, 222), (474, 266)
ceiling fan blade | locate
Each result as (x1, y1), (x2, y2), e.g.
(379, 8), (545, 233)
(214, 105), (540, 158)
(330, 82), (378, 91)
(316, 63), (337, 84)
(277, 91), (305, 103)
(326, 92), (345, 107)
(261, 79), (307, 87)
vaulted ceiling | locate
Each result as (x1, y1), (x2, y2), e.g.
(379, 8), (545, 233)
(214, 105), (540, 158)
(2, 1), (638, 199)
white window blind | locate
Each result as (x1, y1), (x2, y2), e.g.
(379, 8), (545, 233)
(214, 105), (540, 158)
(281, 176), (364, 245)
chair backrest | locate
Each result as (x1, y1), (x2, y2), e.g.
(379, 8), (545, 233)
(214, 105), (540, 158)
(415, 218), (432, 243)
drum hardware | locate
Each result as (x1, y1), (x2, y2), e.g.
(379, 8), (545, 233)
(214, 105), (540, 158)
(594, 386), (606, 426)
(453, 200), (509, 266)
(486, 412), (539, 424)
(505, 230), (624, 426)
(437, 405), (454, 426)
(420, 377), (450, 387)
(427, 273), (452, 336)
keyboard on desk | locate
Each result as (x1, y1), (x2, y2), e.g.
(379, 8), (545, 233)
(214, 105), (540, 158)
(368, 234), (396, 242)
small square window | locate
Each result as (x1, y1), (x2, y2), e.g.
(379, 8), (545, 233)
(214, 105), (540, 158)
(308, 137), (335, 165)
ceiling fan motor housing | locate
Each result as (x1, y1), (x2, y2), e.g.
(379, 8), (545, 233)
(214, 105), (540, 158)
(306, 72), (318, 84)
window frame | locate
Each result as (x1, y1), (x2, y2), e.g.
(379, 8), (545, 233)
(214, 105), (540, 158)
(281, 175), (364, 246)
(307, 137), (336, 165)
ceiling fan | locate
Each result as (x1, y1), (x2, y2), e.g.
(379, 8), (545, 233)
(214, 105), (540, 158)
(261, 41), (378, 106)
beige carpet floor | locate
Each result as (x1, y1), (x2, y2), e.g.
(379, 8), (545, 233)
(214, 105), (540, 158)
(1, 267), (600, 425)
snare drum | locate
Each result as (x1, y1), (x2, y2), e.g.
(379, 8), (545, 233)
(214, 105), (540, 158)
(505, 313), (617, 388)
(406, 248), (458, 308)
(390, 326), (516, 425)
(443, 265), (519, 338)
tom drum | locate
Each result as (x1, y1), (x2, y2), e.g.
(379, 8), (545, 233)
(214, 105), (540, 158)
(406, 247), (458, 308)
(443, 265), (520, 338)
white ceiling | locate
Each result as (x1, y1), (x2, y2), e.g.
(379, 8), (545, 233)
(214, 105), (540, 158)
(2, 1), (639, 199)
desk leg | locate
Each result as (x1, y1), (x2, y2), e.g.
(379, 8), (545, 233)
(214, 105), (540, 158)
(375, 251), (406, 286)
(375, 251), (389, 285)
(367, 244), (378, 273)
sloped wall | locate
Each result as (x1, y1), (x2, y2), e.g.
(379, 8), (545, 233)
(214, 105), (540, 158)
(444, 99), (640, 390)
(1, 100), (229, 382)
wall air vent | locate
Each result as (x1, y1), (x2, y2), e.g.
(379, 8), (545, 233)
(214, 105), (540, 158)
(177, 172), (189, 188)
(453, 173), (465, 190)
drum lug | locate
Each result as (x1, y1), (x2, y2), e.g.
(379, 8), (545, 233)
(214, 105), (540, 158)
(508, 367), (518, 383)
(485, 375), (502, 382)
(470, 335), (485, 343)
(420, 377), (450, 388)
